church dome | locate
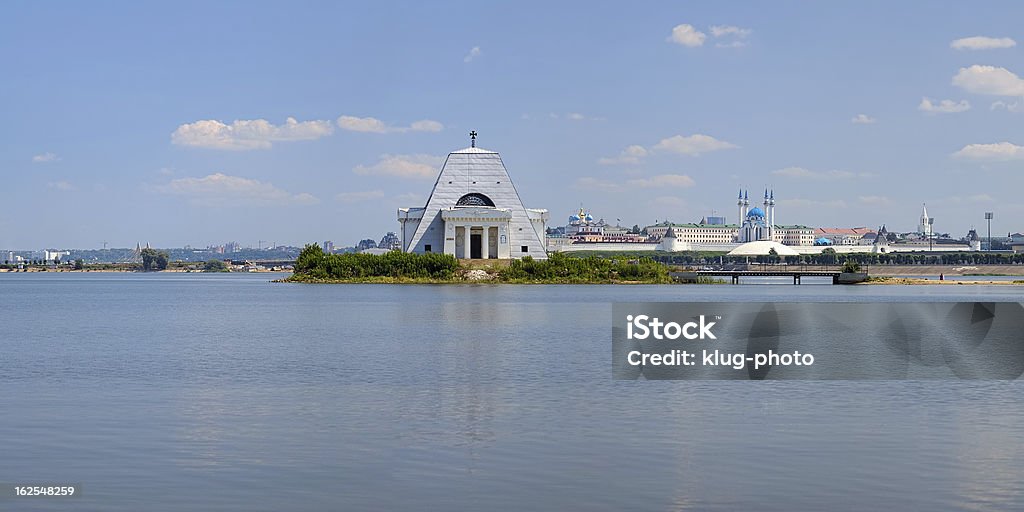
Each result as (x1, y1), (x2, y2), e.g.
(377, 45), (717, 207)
(569, 214), (580, 222)
(584, 213), (594, 222)
(747, 207), (765, 218)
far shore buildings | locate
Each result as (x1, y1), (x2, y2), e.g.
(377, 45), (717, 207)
(398, 135), (549, 260)
(547, 189), (975, 255)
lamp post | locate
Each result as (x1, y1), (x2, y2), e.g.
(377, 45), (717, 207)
(985, 212), (993, 251)
(928, 218), (934, 251)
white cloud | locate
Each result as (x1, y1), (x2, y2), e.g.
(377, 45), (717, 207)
(772, 166), (871, 180)
(158, 173), (319, 206)
(990, 100), (1023, 112)
(918, 97), (970, 113)
(32, 152), (60, 163)
(47, 180), (75, 191)
(353, 154), (443, 178)
(936, 194), (996, 205)
(653, 196), (685, 208)
(779, 198), (848, 209)
(337, 116), (388, 133)
(409, 119), (444, 132)
(952, 65), (1024, 96)
(573, 177), (621, 190)
(337, 116), (444, 134)
(710, 25), (752, 38)
(598, 145), (648, 165)
(952, 142), (1024, 161)
(528, 111), (603, 121)
(652, 134), (738, 155)
(336, 190), (386, 202)
(710, 25), (751, 47)
(463, 46), (482, 63)
(626, 174), (696, 188)
(859, 195), (891, 205)
(171, 117), (334, 150)
(667, 24), (706, 47)
(391, 192), (423, 204)
(950, 36), (1017, 50)
(600, 134), (736, 166)
(851, 113), (876, 124)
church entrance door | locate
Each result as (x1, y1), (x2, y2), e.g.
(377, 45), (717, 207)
(470, 234), (482, 259)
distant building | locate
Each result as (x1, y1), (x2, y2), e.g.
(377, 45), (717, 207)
(356, 239), (378, 252)
(322, 240), (335, 252)
(43, 249), (70, 262)
(966, 229), (982, 251)
(872, 226), (890, 253)
(225, 241), (241, 253)
(815, 227), (875, 245)
(736, 189), (775, 243)
(642, 189), (812, 247)
(918, 204), (934, 237)
(378, 232), (401, 251)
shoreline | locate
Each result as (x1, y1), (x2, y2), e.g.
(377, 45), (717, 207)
(5, 265), (1023, 285)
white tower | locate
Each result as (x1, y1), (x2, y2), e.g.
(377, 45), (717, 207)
(872, 226), (889, 253)
(659, 226), (690, 252)
(737, 189), (743, 226)
(918, 203), (933, 237)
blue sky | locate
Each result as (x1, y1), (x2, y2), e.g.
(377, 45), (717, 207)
(2, 1), (1022, 249)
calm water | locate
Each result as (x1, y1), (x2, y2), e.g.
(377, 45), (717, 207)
(2, 273), (1023, 511)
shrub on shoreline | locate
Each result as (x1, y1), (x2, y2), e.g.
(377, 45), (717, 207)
(499, 252), (670, 283)
(293, 244), (458, 280)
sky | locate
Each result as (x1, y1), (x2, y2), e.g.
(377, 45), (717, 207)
(2, 1), (1023, 249)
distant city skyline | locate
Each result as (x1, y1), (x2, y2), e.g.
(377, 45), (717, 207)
(2, 2), (1023, 249)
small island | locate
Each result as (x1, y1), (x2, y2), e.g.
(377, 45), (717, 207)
(283, 244), (684, 284)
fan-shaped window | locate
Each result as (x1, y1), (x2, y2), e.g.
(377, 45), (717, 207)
(456, 193), (495, 207)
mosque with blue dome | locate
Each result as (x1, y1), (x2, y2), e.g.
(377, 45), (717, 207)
(736, 189), (777, 243)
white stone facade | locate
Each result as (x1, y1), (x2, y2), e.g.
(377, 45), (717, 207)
(399, 146), (549, 260)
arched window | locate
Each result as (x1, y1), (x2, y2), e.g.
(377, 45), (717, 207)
(455, 193), (495, 207)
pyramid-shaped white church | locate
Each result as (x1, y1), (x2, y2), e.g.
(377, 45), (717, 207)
(398, 137), (549, 260)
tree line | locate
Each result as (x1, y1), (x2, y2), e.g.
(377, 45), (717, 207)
(293, 244), (458, 280)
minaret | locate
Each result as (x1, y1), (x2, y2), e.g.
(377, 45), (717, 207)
(743, 190), (749, 219)
(919, 203), (931, 236)
(769, 189), (776, 239)
(737, 189), (743, 225)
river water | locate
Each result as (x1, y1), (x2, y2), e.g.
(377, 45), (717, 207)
(2, 273), (1022, 511)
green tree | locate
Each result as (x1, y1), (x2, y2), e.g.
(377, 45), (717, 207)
(73, 259), (84, 270)
(141, 248), (169, 271)
(204, 259), (229, 272)
(821, 247), (837, 265)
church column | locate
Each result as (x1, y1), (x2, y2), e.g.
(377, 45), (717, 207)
(463, 223), (472, 259)
(481, 224), (490, 259)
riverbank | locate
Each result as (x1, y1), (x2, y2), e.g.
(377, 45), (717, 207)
(866, 276), (1024, 285)
(863, 264), (1024, 276)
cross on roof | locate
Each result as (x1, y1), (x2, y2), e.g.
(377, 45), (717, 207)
(469, 130), (477, 147)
